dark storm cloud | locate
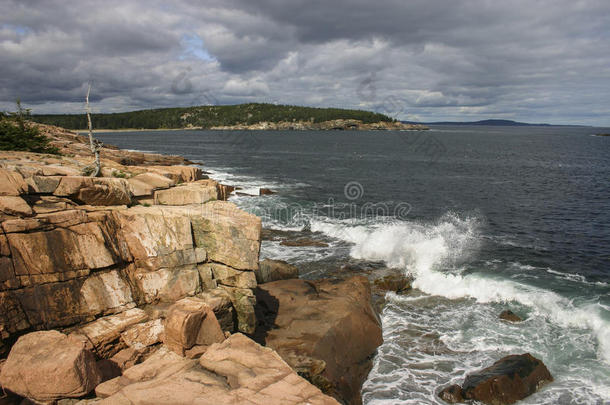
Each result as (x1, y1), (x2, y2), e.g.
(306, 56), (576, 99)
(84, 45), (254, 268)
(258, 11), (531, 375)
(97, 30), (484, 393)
(0, 0), (609, 125)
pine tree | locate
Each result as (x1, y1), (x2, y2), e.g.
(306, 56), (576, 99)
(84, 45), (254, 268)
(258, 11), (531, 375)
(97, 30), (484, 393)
(0, 100), (59, 153)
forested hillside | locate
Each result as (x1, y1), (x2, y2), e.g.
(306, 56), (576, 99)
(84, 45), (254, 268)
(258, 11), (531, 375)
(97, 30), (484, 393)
(30, 103), (394, 130)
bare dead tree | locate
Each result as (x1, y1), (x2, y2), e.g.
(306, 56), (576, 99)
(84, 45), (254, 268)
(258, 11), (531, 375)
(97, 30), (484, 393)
(85, 84), (103, 177)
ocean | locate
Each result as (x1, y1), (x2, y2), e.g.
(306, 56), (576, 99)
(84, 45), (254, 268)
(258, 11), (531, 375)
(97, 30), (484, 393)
(97, 125), (610, 404)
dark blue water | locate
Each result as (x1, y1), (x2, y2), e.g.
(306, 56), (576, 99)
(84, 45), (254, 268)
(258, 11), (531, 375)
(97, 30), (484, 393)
(98, 126), (610, 404)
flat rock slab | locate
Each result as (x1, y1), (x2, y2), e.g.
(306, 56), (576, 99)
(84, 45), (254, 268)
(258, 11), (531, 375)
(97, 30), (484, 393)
(94, 333), (339, 405)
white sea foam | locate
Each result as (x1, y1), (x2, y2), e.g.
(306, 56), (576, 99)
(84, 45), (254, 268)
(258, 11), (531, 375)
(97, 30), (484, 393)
(311, 214), (610, 364)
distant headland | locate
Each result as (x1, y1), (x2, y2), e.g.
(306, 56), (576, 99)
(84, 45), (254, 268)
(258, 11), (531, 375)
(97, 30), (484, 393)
(30, 103), (427, 131)
(407, 119), (587, 127)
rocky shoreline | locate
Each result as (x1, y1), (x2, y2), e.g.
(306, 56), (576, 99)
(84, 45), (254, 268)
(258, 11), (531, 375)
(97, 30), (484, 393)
(0, 123), (381, 404)
(209, 119), (428, 131)
(0, 123), (554, 405)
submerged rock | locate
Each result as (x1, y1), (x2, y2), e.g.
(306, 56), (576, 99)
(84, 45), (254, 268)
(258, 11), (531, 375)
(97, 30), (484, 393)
(0, 330), (102, 403)
(254, 276), (383, 405)
(259, 187), (276, 195)
(280, 238), (329, 247)
(438, 353), (553, 405)
(499, 309), (523, 322)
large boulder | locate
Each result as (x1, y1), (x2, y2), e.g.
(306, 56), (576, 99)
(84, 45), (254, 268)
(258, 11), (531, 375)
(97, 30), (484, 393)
(438, 353), (553, 405)
(257, 258), (298, 284)
(0, 330), (101, 402)
(163, 297), (225, 356)
(254, 276), (383, 405)
(94, 334), (339, 404)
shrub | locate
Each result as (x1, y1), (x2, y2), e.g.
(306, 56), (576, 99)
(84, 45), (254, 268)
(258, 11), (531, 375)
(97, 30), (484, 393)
(0, 101), (59, 154)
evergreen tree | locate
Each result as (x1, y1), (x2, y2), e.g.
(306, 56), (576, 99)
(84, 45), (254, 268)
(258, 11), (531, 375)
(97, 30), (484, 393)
(0, 101), (59, 153)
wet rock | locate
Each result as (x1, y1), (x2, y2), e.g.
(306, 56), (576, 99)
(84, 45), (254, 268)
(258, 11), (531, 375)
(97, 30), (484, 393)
(440, 353), (553, 405)
(438, 384), (464, 403)
(372, 273), (411, 294)
(257, 258), (299, 284)
(259, 188), (275, 195)
(280, 238), (329, 247)
(0, 330), (101, 403)
(499, 310), (523, 322)
(254, 276), (383, 405)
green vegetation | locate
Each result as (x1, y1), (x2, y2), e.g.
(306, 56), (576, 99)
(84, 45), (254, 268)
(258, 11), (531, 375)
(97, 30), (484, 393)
(30, 103), (394, 130)
(112, 170), (129, 178)
(1, 101), (59, 153)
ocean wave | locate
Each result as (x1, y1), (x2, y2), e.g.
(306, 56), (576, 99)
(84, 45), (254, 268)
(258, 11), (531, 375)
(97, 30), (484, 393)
(310, 213), (610, 364)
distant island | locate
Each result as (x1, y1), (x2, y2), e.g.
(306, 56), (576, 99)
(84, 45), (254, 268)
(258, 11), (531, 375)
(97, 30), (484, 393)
(30, 103), (427, 131)
(405, 119), (585, 127)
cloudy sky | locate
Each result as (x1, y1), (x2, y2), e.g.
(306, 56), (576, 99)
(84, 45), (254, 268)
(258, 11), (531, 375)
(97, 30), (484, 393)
(1, 0), (609, 125)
